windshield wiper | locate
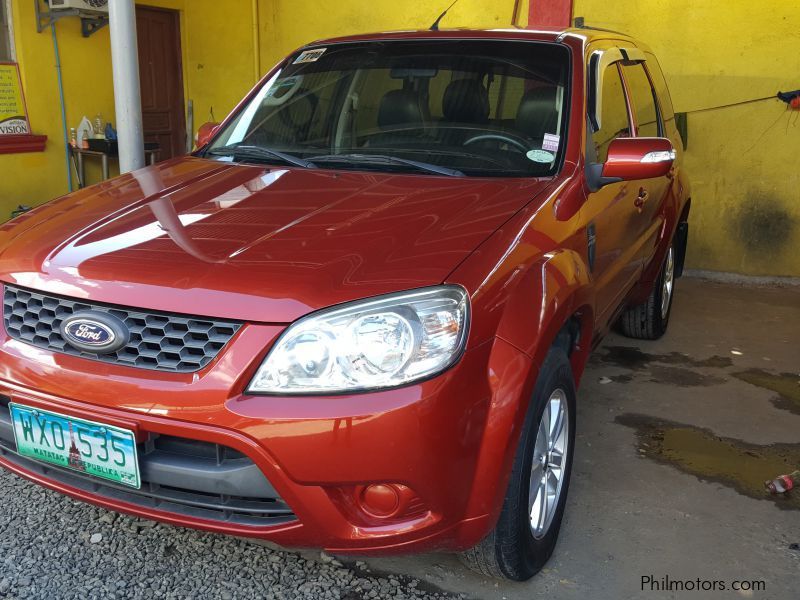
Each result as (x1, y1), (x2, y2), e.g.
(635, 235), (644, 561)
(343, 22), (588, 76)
(310, 153), (464, 177)
(207, 144), (316, 169)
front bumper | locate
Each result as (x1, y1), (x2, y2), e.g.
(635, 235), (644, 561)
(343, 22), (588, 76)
(0, 321), (534, 554)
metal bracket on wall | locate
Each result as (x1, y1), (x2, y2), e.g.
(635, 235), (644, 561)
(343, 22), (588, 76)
(34, 0), (108, 37)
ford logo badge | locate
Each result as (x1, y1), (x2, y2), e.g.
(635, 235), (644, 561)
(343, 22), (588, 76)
(60, 311), (129, 354)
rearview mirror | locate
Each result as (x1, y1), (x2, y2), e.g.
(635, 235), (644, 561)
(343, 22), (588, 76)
(588, 137), (675, 191)
(195, 122), (220, 149)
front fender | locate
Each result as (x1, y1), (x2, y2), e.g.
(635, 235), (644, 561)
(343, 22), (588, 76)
(495, 248), (595, 378)
(457, 250), (595, 541)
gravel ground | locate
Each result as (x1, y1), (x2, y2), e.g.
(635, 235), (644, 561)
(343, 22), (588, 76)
(0, 470), (462, 600)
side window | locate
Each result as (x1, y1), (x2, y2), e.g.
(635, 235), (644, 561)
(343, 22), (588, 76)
(644, 54), (674, 122)
(622, 63), (660, 137)
(592, 64), (631, 163)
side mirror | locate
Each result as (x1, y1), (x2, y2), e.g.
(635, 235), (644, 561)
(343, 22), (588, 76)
(195, 122), (220, 149)
(588, 137), (675, 191)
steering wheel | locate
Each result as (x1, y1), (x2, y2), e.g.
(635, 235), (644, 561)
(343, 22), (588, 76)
(463, 132), (530, 153)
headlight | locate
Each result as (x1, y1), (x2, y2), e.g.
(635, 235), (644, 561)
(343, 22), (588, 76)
(247, 286), (469, 394)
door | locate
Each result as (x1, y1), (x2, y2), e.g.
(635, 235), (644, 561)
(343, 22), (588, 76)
(582, 57), (643, 328)
(619, 61), (671, 268)
(136, 6), (185, 160)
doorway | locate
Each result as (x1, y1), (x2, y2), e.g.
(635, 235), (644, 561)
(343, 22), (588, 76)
(136, 5), (185, 161)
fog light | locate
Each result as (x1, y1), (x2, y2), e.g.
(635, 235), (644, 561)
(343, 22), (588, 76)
(360, 484), (402, 518)
(327, 483), (429, 524)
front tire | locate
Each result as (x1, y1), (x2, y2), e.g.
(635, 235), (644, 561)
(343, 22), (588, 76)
(618, 243), (676, 340)
(460, 347), (576, 581)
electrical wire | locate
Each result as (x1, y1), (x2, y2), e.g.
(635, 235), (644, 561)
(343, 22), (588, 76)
(683, 95), (776, 115)
(743, 106), (796, 155)
(50, 23), (73, 192)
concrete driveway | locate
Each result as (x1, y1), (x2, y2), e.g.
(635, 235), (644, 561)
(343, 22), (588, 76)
(1, 277), (798, 599)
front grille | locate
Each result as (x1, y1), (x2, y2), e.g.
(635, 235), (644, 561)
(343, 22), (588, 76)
(2, 285), (242, 373)
(0, 396), (296, 527)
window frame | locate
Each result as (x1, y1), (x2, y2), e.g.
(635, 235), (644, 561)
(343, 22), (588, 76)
(618, 61), (664, 138)
(588, 60), (634, 165)
(0, 0), (15, 63)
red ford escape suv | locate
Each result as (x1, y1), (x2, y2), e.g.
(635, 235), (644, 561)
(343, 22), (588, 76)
(0, 27), (689, 581)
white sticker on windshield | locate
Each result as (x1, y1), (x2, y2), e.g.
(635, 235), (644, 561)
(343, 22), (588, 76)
(265, 76), (300, 97)
(294, 49), (326, 64)
(542, 133), (560, 152)
(527, 149), (555, 163)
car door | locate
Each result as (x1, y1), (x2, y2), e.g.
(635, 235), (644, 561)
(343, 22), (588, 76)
(619, 59), (671, 270)
(581, 48), (643, 328)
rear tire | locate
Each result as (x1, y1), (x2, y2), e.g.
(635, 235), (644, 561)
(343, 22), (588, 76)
(460, 347), (576, 581)
(617, 243), (676, 340)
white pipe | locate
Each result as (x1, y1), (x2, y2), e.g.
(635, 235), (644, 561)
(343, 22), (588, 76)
(251, 0), (261, 82)
(109, 0), (145, 173)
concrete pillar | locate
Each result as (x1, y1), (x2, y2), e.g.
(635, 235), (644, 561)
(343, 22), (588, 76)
(109, 0), (145, 173)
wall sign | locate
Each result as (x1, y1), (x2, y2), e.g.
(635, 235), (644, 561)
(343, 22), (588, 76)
(0, 61), (45, 153)
(0, 62), (30, 135)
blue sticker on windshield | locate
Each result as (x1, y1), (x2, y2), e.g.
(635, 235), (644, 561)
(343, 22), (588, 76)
(294, 49), (326, 64)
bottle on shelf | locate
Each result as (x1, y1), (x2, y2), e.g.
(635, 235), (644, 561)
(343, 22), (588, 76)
(94, 113), (104, 139)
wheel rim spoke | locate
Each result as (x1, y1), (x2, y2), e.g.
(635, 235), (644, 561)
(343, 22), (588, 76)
(661, 246), (675, 318)
(535, 475), (548, 531)
(549, 401), (565, 450)
(545, 469), (559, 520)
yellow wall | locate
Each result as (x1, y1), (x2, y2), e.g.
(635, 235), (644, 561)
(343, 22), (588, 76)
(574, 0), (800, 276)
(1, 0), (258, 213)
(259, 0), (518, 71)
(3, 0), (798, 277)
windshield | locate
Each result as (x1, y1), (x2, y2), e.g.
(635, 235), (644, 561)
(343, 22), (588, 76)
(207, 40), (570, 177)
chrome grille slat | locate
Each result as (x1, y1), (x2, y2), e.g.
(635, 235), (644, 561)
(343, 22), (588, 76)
(2, 285), (242, 373)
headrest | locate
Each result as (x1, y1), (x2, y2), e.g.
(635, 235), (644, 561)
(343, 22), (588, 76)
(516, 86), (559, 139)
(442, 79), (489, 123)
(378, 89), (424, 129)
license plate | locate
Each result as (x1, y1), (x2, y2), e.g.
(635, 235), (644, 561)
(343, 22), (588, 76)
(9, 403), (141, 489)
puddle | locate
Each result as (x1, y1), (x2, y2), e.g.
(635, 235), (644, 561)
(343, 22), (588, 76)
(617, 413), (800, 511)
(733, 369), (800, 416)
(594, 346), (733, 371)
(591, 346), (730, 388)
(648, 365), (725, 387)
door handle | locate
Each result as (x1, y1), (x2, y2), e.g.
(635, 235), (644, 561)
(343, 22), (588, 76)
(634, 188), (649, 210)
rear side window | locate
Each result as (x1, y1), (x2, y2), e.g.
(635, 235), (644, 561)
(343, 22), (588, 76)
(591, 64), (631, 163)
(622, 63), (660, 137)
(644, 53), (675, 121)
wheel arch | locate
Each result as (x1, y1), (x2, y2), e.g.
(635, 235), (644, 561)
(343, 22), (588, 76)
(459, 249), (595, 539)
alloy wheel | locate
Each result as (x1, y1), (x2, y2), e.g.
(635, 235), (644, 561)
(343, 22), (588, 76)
(528, 389), (570, 539)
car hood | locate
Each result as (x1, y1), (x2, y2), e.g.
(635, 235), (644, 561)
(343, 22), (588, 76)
(0, 157), (553, 323)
